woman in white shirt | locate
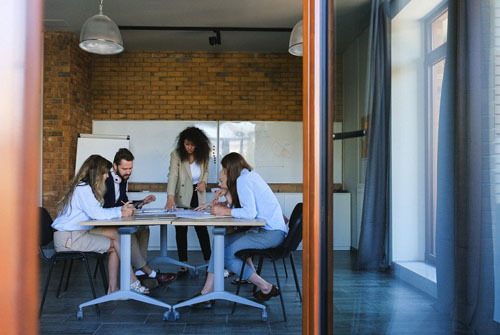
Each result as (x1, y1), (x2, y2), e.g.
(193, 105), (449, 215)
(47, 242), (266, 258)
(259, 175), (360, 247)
(164, 127), (212, 275)
(52, 155), (148, 294)
(198, 152), (288, 303)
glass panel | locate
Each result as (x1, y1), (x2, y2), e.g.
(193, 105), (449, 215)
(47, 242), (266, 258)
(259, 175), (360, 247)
(431, 11), (448, 50)
(429, 58), (446, 258)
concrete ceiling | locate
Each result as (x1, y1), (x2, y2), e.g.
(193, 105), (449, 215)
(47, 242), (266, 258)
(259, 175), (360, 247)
(44, 0), (370, 54)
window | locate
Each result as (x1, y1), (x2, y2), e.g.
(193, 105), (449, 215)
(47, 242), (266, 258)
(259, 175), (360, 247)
(425, 5), (448, 263)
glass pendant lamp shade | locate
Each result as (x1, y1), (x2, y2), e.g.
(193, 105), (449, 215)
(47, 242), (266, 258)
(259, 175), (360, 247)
(79, 1), (123, 55)
(288, 20), (303, 56)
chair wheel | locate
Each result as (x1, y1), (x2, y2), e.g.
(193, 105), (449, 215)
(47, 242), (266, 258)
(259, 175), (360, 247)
(164, 310), (179, 321)
(76, 309), (83, 320)
(261, 310), (267, 322)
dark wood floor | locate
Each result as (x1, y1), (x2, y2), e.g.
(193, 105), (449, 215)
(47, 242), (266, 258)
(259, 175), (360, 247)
(39, 251), (446, 334)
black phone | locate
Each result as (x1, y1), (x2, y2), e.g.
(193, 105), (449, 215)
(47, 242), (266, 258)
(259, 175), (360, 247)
(131, 200), (143, 208)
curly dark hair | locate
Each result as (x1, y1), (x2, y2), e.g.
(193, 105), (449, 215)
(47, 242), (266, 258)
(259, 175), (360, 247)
(175, 127), (211, 163)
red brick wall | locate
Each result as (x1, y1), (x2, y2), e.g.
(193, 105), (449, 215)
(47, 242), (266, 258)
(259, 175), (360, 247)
(42, 32), (348, 215)
(43, 32), (91, 216)
(90, 51), (302, 121)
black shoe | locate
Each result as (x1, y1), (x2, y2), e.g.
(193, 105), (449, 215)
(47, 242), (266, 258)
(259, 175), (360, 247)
(253, 286), (280, 302)
(177, 267), (189, 277)
(138, 277), (158, 290)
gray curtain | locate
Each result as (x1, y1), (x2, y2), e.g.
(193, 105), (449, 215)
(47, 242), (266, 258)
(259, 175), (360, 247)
(356, 1), (391, 271)
(435, 0), (499, 333)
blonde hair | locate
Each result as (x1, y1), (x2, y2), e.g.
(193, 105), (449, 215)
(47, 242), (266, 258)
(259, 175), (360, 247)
(57, 155), (112, 215)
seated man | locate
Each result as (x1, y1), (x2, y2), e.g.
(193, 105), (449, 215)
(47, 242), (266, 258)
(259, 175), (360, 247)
(104, 148), (176, 288)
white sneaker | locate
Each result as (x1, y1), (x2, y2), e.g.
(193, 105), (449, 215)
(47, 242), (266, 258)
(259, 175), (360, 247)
(224, 269), (230, 278)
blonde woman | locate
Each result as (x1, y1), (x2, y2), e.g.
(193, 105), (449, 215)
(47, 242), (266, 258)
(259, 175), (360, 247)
(52, 155), (149, 294)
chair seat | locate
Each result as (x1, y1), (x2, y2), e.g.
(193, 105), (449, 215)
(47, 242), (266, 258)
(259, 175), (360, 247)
(235, 247), (289, 261)
(52, 251), (105, 261)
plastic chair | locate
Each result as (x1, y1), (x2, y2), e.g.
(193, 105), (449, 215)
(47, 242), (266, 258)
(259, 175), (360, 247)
(233, 203), (303, 321)
(39, 207), (108, 317)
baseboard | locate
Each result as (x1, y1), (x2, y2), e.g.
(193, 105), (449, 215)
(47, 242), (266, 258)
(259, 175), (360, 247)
(393, 261), (437, 298)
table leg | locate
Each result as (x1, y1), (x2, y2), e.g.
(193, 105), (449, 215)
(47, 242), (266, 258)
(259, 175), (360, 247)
(148, 225), (209, 274)
(172, 227), (267, 321)
(77, 227), (174, 321)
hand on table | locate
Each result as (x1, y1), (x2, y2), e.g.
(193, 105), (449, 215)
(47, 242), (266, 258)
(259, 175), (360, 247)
(210, 204), (231, 216)
(121, 201), (136, 217)
(194, 202), (212, 211)
(164, 196), (177, 211)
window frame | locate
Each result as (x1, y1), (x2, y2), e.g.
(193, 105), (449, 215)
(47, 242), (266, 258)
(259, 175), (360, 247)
(424, 3), (448, 264)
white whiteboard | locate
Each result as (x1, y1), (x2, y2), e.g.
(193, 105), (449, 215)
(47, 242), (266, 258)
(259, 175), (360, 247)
(219, 121), (303, 183)
(219, 121), (342, 183)
(75, 135), (130, 173)
(93, 121), (218, 183)
(90, 120), (342, 184)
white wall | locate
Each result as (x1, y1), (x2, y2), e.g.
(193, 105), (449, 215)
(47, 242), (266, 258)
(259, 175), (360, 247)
(343, 28), (369, 249)
(391, 0), (445, 261)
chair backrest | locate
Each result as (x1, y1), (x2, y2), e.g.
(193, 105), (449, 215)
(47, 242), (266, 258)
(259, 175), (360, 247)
(281, 203), (303, 251)
(40, 207), (54, 247)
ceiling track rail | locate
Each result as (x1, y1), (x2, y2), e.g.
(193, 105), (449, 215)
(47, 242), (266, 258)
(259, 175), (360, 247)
(119, 26), (292, 32)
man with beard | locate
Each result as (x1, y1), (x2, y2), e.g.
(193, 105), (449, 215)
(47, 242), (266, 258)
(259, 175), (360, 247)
(103, 148), (176, 289)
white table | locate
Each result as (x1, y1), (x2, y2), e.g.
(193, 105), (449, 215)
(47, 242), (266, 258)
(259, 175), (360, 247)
(170, 217), (268, 321)
(77, 214), (176, 320)
(148, 224), (208, 275)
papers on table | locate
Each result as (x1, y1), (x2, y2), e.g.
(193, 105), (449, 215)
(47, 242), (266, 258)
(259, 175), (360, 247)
(170, 209), (215, 219)
(136, 207), (169, 215)
(135, 208), (221, 219)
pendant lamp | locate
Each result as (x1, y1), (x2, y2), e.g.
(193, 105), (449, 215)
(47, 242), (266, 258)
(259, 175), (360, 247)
(288, 20), (303, 56)
(79, 0), (124, 55)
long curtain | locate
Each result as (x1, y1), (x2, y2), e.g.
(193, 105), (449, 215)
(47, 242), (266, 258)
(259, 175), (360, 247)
(435, 0), (500, 332)
(356, 0), (391, 271)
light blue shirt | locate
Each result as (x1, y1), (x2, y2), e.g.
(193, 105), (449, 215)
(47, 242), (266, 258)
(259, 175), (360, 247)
(231, 169), (288, 234)
(51, 183), (122, 231)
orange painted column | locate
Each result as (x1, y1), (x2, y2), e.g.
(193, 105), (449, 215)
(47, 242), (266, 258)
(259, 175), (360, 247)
(0, 0), (43, 334)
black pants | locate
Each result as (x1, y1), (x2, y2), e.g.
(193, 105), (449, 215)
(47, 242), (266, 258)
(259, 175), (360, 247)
(175, 184), (212, 262)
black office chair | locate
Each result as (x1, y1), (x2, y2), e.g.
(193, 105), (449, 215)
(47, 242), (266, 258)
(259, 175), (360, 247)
(39, 207), (108, 317)
(233, 203), (303, 321)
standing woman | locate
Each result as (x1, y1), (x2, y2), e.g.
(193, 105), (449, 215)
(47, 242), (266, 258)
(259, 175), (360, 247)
(164, 127), (212, 274)
(199, 152), (288, 302)
(52, 155), (149, 294)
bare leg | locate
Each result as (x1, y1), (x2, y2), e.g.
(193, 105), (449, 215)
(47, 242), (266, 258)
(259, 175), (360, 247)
(201, 272), (215, 294)
(107, 247), (119, 293)
(246, 257), (256, 272)
(100, 227), (140, 286)
(247, 272), (273, 294)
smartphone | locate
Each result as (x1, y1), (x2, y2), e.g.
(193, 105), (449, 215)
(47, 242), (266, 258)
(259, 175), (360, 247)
(131, 200), (143, 208)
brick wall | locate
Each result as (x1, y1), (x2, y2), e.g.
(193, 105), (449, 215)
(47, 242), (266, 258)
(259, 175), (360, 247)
(43, 32), (91, 216)
(90, 51), (302, 121)
(42, 31), (344, 215)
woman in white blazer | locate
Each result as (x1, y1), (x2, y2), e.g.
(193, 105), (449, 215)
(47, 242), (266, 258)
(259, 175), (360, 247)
(164, 127), (212, 275)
